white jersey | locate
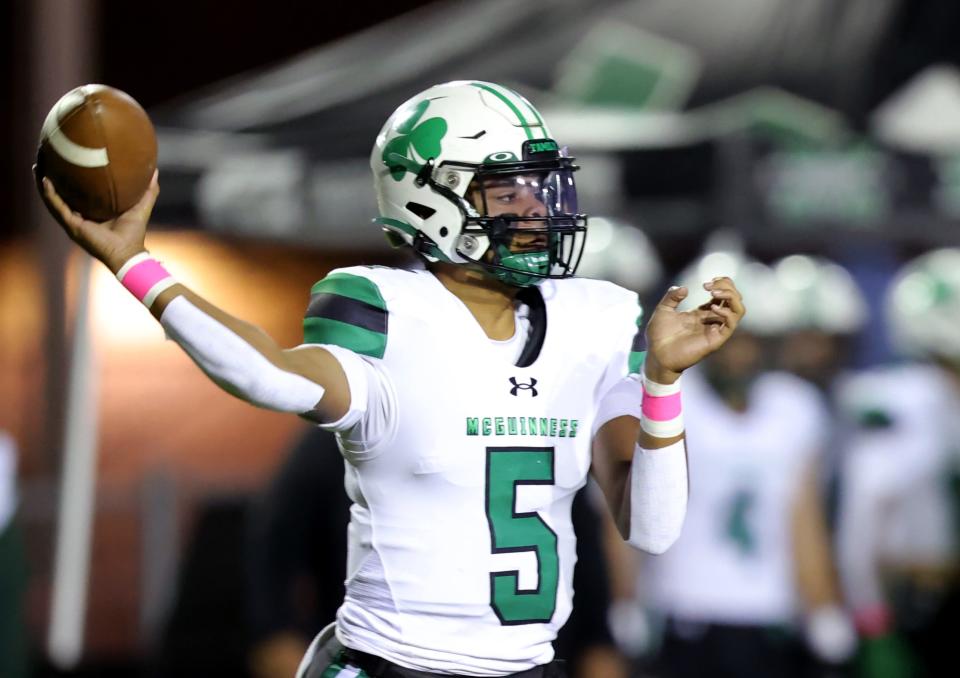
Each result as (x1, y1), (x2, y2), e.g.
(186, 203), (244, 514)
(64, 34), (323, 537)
(835, 363), (960, 610)
(301, 266), (642, 676)
(642, 368), (827, 625)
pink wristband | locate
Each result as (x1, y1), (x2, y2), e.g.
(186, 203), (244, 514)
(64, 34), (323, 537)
(116, 253), (176, 308)
(641, 387), (682, 421)
(640, 376), (683, 438)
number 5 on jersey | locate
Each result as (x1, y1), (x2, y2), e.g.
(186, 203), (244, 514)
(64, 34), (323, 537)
(485, 447), (559, 625)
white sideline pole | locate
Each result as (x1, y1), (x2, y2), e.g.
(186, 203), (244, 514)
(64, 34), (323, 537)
(47, 255), (100, 669)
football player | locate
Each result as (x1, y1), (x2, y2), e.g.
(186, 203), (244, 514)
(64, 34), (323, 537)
(38, 81), (744, 678)
(836, 248), (960, 678)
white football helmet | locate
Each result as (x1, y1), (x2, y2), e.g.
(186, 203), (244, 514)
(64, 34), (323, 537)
(370, 81), (587, 287)
(772, 255), (868, 335)
(676, 245), (790, 336)
(886, 248), (960, 360)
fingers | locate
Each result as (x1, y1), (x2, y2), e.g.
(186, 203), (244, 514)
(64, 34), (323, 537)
(38, 169), (160, 226)
(126, 169), (160, 221)
(689, 303), (738, 348)
(694, 277), (743, 332)
(707, 302), (739, 331)
(707, 288), (738, 311)
(692, 303), (729, 327)
(656, 285), (688, 310)
(40, 176), (87, 237)
(704, 276), (746, 317)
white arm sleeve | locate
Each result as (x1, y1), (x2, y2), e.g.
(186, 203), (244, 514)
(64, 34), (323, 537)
(628, 439), (688, 554)
(594, 374), (688, 554)
(160, 296), (327, 414)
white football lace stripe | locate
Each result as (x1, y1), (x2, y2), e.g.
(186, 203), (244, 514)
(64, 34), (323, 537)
(41, 88), (109, 168)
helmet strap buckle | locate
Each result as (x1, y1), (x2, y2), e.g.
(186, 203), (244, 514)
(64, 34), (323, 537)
(414, 158), (436, 188)
(413, 230), (438, 258)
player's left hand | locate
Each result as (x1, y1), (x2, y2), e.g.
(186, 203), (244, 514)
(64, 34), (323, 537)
(643, 277), (745, 382)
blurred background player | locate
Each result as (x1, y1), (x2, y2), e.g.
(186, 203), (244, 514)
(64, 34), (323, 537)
(835, 248), (960, 678)
(575, 218), (663, 307)
(609, 240), (855, 678)
(770, 254), (870, 538)
(772, 255), (869, 395)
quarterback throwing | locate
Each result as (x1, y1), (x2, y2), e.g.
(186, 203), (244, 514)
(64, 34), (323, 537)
(38, 81), (744, 678)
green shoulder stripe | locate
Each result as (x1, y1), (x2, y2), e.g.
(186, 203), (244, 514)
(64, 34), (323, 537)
(628, 305), (645, 375)
(629, 350), (647, 375)
(309, 272), (386, 310)
(304, 272), (387, 358)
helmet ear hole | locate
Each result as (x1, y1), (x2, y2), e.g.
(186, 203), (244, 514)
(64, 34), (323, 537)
(405, 202), (436, 220)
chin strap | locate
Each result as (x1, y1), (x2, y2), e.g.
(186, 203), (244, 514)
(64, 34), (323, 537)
(412, 230), (447, 261)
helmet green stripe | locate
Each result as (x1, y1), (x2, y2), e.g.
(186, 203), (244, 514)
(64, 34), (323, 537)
(516, 88), (545, 127)
(471, 82), (536, 140)
(491, 82), (545, 128)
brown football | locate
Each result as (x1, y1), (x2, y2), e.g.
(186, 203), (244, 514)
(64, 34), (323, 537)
(36, 84), (157, 222)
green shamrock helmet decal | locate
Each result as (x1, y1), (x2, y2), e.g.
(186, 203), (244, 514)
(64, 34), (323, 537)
(381, 99), (448, 181)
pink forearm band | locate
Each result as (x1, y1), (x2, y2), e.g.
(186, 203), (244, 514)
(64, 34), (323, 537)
(116, 253), (176, 308)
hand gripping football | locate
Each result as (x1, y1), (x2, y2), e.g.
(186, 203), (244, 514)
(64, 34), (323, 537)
(36, 84), (157, 222)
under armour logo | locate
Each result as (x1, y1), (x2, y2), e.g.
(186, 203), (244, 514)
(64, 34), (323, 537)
(509, 377), (538, 397)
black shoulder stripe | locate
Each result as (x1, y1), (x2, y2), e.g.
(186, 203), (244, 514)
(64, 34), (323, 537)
(305, 292), (388, 335)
